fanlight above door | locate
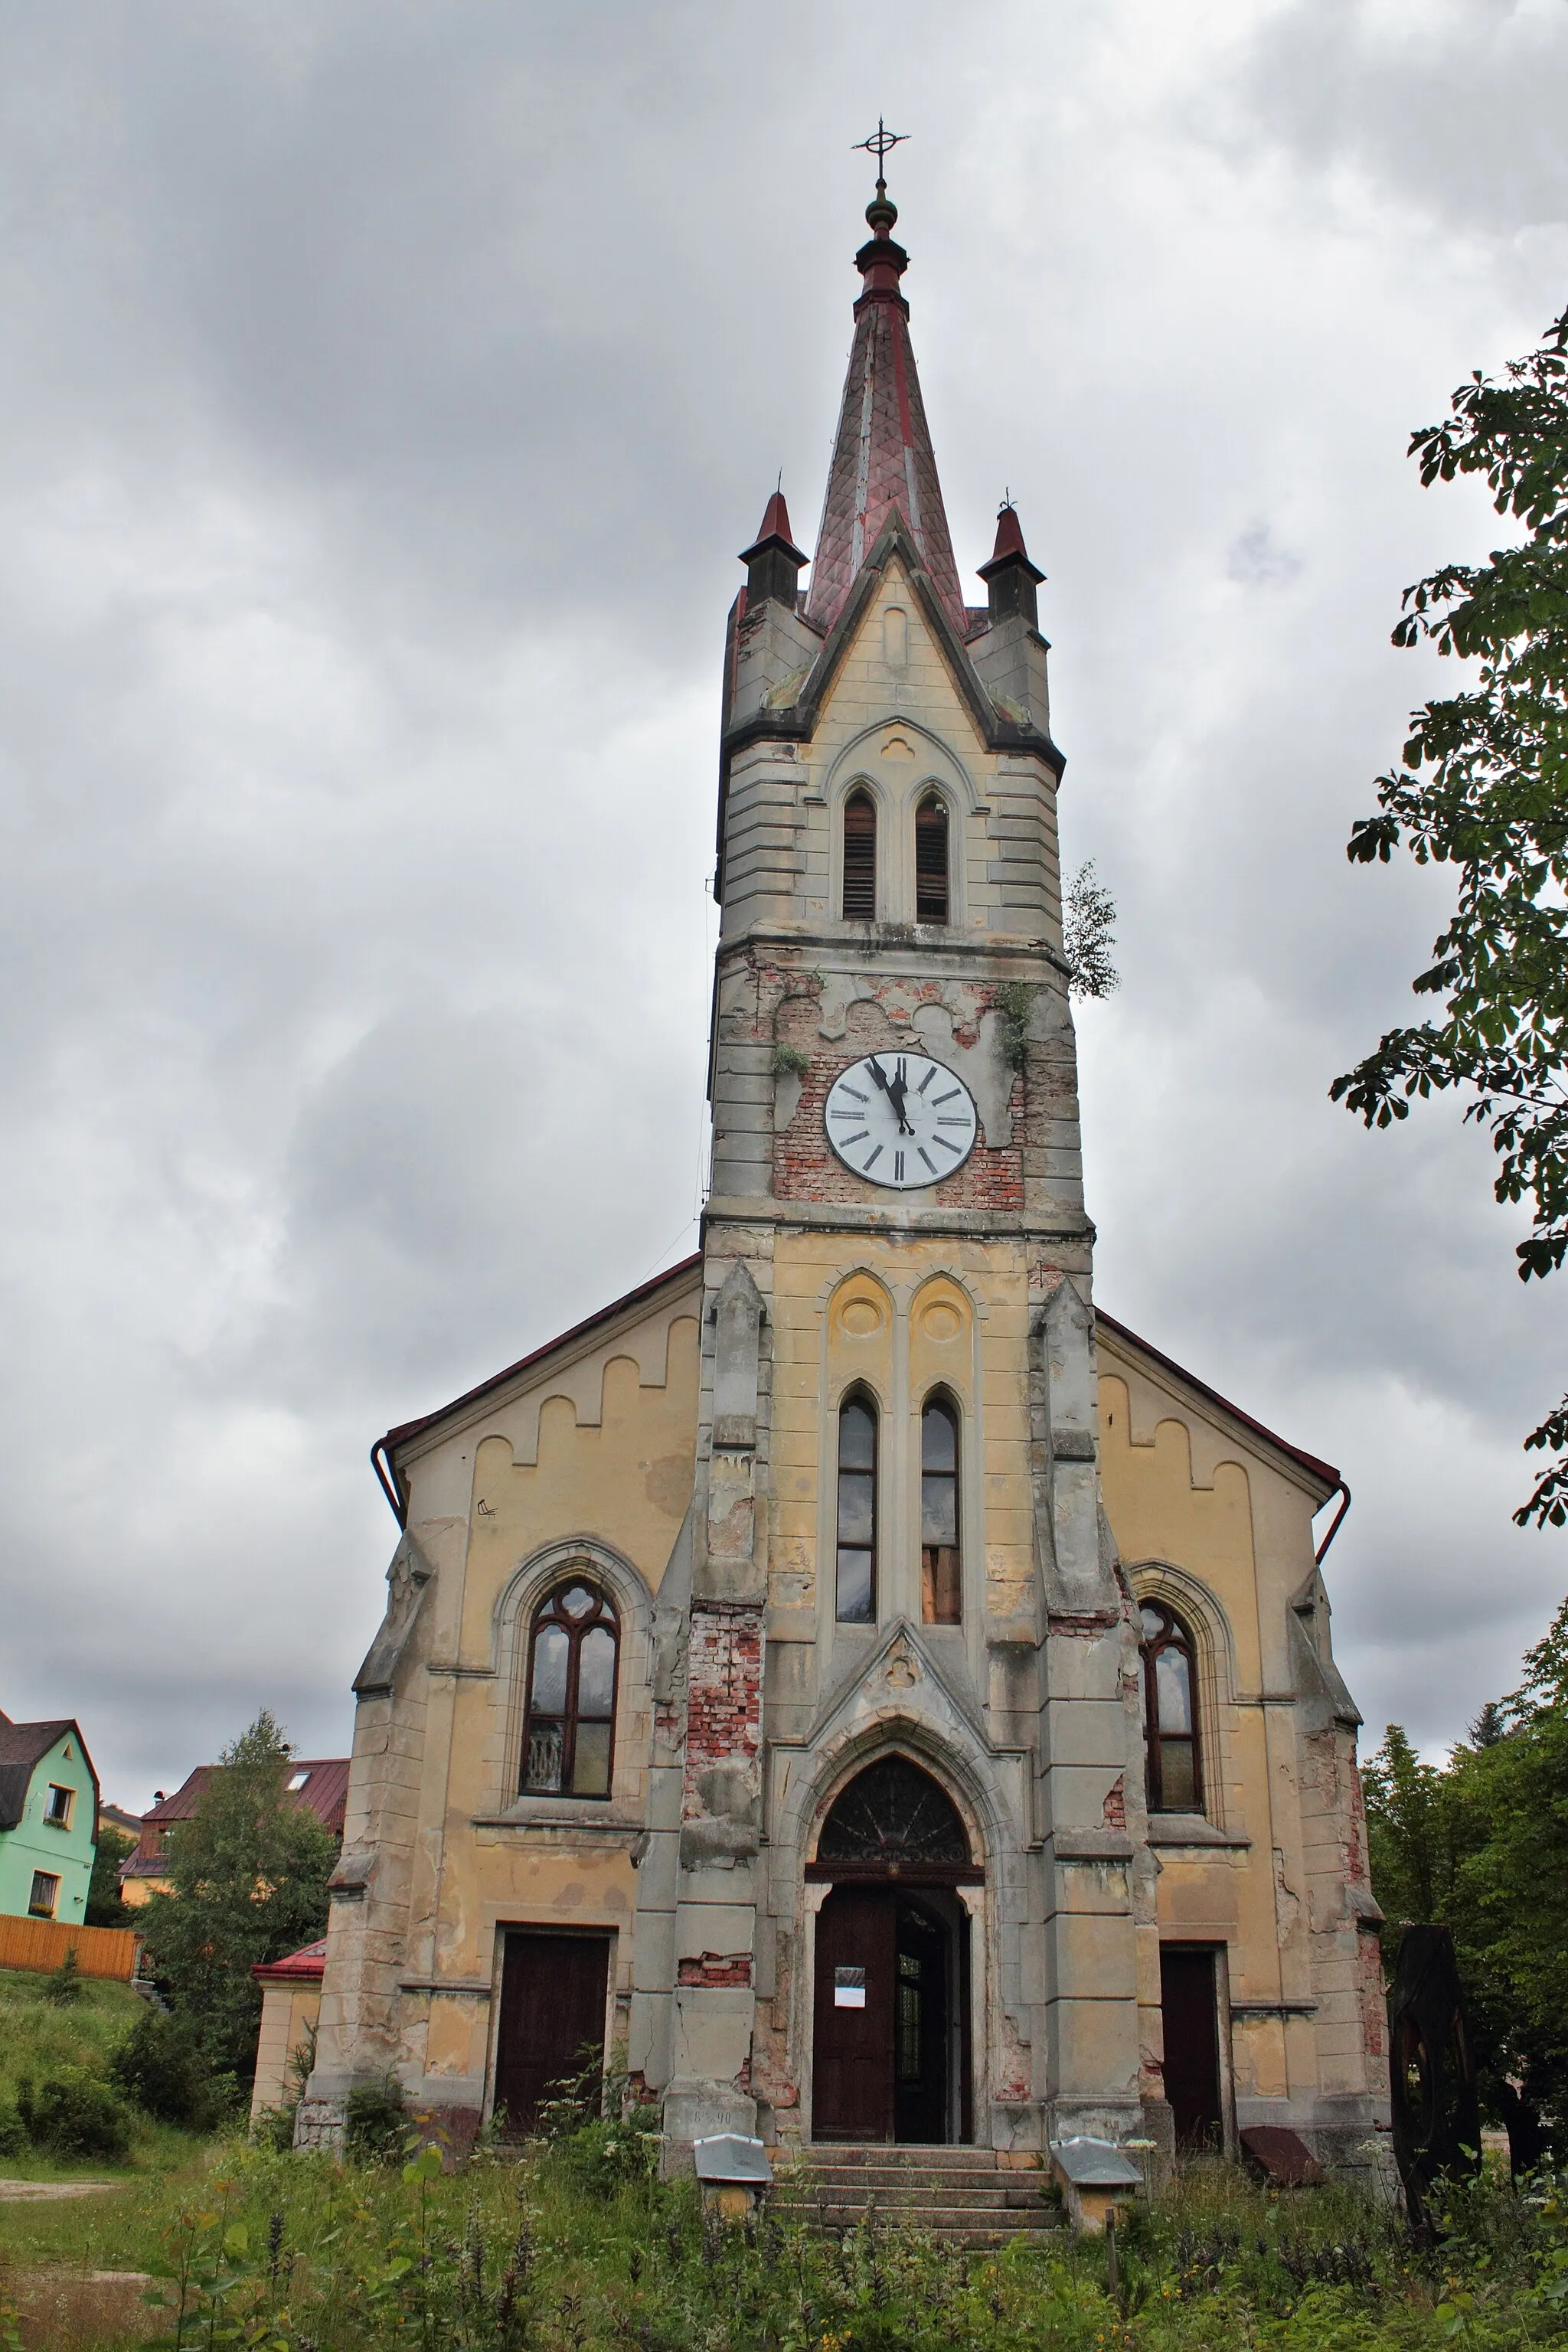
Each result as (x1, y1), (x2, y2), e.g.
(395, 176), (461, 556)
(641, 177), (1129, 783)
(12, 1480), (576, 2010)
(808, 1755), (982, 1884)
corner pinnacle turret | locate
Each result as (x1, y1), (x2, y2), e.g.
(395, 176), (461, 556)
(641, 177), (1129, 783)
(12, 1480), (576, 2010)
(805, 169), (967, 639)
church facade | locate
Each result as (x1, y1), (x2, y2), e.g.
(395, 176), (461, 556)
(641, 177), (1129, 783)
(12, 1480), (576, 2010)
(297, 174), (1387, 2176)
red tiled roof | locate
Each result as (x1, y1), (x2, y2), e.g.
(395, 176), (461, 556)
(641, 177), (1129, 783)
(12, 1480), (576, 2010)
(251, 1937), (328, 1986)
(139, 1758), (350, 1835)
(805, 198), (965, 638)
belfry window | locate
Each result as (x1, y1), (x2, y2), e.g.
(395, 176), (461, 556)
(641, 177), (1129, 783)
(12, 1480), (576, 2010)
(914, 793), (949, 924)
(920, 1395), (962, 1625)
(521, 1581), (619, 1798)
(836, 1393), (878, 1623)
(843, 792), (877, 920)
(1140, 1601), (1201, 1813)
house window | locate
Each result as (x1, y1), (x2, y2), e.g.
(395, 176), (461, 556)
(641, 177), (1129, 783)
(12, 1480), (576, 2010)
(836, 1393), (878, 1624)
(920, 1395), (962, 1625)
(43, 1784), (74, 1828)
(842, 792), (877, 920)
(1141, 1602), (1202, 1813)
(914, 793), (949, 923)
(288, 1770), (311, 1792)
(521, 1582), (619, 1798)
(28, 1871), (59, 1919)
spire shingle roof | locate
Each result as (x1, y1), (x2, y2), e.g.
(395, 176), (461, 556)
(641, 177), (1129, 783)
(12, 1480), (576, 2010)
(805, 189), (965, 637)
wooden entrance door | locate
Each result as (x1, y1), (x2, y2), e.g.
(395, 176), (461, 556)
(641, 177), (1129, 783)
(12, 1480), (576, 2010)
(813, 1886), (897, 2140)
(493, 1930), (610, 2134)
(1160, 1945), (1224, 2151)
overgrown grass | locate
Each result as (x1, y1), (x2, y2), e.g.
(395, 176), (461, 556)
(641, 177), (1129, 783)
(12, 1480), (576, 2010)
(2, 2133), (1566, 2352)
(0, 1970), (209, 2180)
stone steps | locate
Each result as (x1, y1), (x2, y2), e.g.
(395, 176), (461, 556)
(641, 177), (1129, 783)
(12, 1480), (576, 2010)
(769, 2146), (1062, 2249)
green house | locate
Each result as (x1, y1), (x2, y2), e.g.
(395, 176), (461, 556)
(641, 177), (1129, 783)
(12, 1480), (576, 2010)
(0, 1713), (99, 1927)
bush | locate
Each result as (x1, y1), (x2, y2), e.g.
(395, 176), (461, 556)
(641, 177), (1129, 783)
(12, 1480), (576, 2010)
(109, 2004), (224, 2129)
(15, 2068), (131, 2160)
(0, 2102), (24, 2156)
(345, 2071), (409, 2161)
(41, 1949), (84, 2007)
(250, 2100), (299, 2153)
(544, 2112), (662, 2200)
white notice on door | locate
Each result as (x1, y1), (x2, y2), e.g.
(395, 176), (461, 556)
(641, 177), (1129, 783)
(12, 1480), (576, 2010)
(833, 1965), (866, 2009)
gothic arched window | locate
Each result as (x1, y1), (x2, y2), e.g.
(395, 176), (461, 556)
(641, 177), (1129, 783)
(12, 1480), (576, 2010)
(914, 792), (949, 924)
(836, 1393), (878, 1624)
(818, 1754), (971, 1870)
(1140, 1601), (1201, 1813)
(920, 1394), (961, 1625)
(842, 791), (877, 920)
(521, 1581), (619, 1798)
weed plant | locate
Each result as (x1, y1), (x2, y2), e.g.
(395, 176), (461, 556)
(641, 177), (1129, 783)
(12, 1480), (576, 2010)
(8, 2133), (1568, 2352)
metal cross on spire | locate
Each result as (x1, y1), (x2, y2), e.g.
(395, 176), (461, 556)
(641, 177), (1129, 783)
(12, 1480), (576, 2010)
(853, 117), (909, 194)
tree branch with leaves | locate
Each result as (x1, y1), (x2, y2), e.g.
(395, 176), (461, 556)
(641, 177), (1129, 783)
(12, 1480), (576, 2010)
(1332, 303), (1568, 1527)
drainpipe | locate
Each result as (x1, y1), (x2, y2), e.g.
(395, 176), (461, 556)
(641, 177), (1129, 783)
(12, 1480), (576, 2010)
(371, 1438), (407, 1530)
(1314, 1479), (1351, 1566)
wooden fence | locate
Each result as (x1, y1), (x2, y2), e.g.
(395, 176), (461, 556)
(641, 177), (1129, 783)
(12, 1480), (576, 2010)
(0, 1913), (142, 1981)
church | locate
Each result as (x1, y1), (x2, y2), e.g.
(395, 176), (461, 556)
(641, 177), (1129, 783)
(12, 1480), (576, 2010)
(295, 164), (1387, 2180)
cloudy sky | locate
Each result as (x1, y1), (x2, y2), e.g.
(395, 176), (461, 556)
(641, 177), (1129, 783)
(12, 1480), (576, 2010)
(1, 0), (1564, 1806)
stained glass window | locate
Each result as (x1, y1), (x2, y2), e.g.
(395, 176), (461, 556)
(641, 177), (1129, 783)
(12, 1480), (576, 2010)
(1140, 1600), (1201, 1814)
(818, 1755), (970, 1867)
(521, 1582), (619, 1798)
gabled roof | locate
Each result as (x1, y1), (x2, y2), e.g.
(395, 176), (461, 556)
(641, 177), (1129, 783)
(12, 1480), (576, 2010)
(374, 1253), (704, 1517)
(0, 1718), (92, 1832)
(1096, 1308), (1341, 1497)
(805, 185), (965, 637)
(138, 1758), (350, 1835)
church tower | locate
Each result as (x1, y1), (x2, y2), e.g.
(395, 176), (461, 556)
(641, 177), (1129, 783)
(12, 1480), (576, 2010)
(293, 149), (1383, 2187)
(638, 160), (1151, 2158)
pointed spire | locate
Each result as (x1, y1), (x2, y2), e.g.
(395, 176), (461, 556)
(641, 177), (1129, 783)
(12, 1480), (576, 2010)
(805, 179), (966, 636)
(976, 500), (1045, 628)
(739, 488), (808, 610)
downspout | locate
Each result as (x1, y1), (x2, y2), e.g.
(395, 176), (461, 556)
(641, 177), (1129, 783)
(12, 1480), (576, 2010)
(1314, 1478), (1351, 1565)
(371, 1438), (408, 1530)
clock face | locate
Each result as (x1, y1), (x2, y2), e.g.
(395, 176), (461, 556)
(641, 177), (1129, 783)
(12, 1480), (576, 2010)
(824, 1051), (979, 1189)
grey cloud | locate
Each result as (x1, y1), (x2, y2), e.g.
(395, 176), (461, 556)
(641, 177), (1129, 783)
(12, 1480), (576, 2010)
(0, 0), (1565, 1802)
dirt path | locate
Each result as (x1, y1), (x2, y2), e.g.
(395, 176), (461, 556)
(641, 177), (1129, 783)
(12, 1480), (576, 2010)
(0, 2180), (119, 2201)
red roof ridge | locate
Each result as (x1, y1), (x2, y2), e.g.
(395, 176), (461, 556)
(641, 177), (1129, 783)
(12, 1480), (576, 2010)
(378, 1251), (704, 1472)
(251, 1937), (328, 1986)
(1094, 1308), (1341, 1494)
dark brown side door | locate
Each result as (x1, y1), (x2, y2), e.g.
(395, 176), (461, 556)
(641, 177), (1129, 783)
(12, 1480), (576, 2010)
(813, 1886), (896, 2141)
(493, 1930), (610, 2134)
(1160, 1944), (1225, 2151)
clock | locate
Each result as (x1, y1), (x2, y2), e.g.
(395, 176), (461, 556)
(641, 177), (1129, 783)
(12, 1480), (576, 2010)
(824, 1051), (979, 1189)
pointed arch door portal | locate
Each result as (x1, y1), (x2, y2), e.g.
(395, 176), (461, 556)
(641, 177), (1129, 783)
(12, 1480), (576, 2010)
(808, 1756), (980, 2144)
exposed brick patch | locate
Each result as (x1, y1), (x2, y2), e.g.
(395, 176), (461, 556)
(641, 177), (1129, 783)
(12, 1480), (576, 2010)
(1102, 1775), (1127, 1830)
(677, 1952), (753, 1988)
(681, 1600), (763, 1817)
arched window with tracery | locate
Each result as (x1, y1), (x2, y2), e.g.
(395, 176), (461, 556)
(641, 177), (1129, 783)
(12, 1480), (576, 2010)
(1140, 1601), (1201, 1813)
(914, 792), (949, 924)
(920, 1393), (961, 1625)
(836, 1392), (878, 1624)
(842, 791), (877, 920)
(520, 1580), (619, 1798)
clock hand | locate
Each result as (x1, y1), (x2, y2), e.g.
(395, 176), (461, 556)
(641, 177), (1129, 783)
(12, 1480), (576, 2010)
(868, 1056), (913, 1132)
